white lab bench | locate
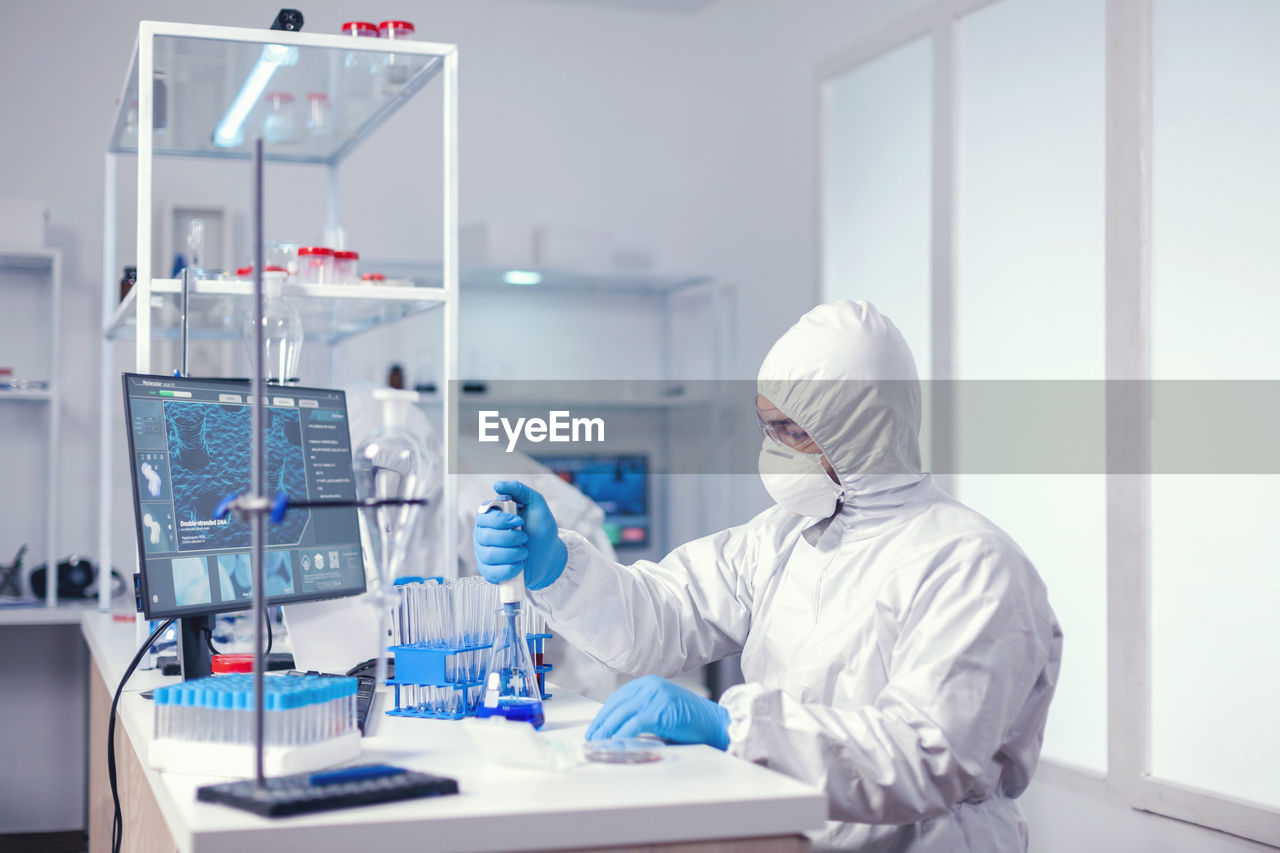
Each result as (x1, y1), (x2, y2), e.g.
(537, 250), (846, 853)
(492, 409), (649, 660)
(81, 612), (826, 853)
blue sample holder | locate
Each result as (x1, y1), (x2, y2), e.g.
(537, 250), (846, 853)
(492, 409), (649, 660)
(385, 575), (552, 720)
(385, 636), (553, 720)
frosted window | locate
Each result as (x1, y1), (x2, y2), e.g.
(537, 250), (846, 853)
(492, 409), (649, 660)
(1150, 0), (1280, 808)
(822, 36), (932, 377)
(955, 0), (1106, 771)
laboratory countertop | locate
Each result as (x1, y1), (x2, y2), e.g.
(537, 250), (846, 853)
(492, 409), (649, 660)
(81, 612), (827, 853)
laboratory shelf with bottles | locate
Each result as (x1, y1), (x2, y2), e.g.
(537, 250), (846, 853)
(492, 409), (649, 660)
(104, 276), (447, 344)
(0, 248), (62, 607)
(98, 20), (460, 609)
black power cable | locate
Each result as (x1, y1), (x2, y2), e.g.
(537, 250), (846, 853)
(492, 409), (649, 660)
(109, 617), (175, 853)
(205, 607), (274, 660)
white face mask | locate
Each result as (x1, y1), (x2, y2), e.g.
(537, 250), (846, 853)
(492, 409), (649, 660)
(758, 440), (841, 518)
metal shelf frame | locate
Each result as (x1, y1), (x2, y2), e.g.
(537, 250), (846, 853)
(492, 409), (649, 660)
(98, 21), (459, 615)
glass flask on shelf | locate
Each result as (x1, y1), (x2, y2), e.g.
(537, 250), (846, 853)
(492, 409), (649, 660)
(353, 390), (430, 689)
(240, 268), (303, 383)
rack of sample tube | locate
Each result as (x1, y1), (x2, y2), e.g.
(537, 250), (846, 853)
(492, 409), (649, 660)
(386, 576), (552, 720)
(148, 674), (363, 776)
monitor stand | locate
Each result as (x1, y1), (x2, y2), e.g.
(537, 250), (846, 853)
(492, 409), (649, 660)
(177, 615), (214, 681)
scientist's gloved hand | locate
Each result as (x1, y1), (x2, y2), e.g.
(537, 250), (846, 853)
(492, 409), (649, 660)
(472, 480), (568, 591)
(586, 675), (731, 750)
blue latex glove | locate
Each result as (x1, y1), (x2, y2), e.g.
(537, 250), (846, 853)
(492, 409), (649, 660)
(586, 675), (731, 750)
(472, 480), (568, 591)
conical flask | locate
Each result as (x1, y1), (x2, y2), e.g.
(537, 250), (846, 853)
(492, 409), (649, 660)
(241, 269), (303, 383)
(476, 572), (545, 728)
(353, 389), (429, 687)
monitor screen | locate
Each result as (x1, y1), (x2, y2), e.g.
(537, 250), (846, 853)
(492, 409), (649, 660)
(531, 454), (650, 548)
(122, 374), (367, 619)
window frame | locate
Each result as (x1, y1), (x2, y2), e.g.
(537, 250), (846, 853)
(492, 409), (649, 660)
(817, 0), (1280, 846)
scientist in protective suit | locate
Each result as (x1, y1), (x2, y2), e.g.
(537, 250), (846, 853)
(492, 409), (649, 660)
(473, 300), (1062, 852)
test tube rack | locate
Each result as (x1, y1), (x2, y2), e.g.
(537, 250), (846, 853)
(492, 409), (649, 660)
(385, 635), (553, 721)
(147, 674), (363, 778)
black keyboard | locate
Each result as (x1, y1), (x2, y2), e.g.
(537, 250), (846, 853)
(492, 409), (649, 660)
(289, 671), (377, 735)
(352, 675), (376, 734)
(196, 764), (458, 817)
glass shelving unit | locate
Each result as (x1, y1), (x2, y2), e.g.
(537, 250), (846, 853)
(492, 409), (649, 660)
(104, 278), (448, 344)
(371, 260), (714, 295)
(106, 24), (446, 164)
(98, 21), (460, 610)
(0, 249), (61, 607)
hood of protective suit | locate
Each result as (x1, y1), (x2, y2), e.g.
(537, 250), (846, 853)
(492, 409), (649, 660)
(757, 300), (923, 495)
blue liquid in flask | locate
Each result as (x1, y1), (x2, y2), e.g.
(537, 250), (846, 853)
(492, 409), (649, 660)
(476, 695), (545, 729)
(477, 603), (545, 729)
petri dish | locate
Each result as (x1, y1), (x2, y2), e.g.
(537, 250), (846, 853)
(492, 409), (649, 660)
(583, 737), (664, 764)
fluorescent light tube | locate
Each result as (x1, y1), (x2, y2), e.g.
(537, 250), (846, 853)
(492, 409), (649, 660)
(503, 270), (543, 286)
(213, 44), (298, 149)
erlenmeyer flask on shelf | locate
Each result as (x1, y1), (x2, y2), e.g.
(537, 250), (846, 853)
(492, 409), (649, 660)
(353, 389), (430, 689)
(241, 269), (303, 383)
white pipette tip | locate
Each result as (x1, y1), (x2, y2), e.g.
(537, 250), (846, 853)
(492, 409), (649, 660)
(499, 573), (525, 605)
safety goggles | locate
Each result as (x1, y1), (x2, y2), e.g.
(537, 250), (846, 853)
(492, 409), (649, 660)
(754, 396), (821, 455)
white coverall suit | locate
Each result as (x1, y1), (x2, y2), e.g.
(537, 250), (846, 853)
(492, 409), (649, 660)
(529, 301), (1063, 851)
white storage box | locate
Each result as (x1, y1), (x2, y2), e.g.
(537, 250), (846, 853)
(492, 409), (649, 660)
(148, 730), (361, 778)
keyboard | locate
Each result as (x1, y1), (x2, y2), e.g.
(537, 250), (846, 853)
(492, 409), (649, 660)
(352, 675), (376, 734)
(196, 763), (458, 817)
(290, 671), (377, 735)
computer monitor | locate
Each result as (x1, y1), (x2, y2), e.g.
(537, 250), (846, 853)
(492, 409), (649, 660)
(122, 374), (368, 675)
(531, 454), (650, 548)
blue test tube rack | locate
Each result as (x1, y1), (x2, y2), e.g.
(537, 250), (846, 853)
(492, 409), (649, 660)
(385, 635), (553, 720)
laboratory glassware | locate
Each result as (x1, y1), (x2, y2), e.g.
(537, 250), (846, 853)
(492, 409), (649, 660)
(305, 93), (332, 137)
(240, 269), (303, 383)
(341, 20), (381, 127)
(152, 674), (358, 746)
(583, 736), (665, 764)
(186, 219), (206, 279)
(296, 246), (334, 284)
(333, 250), (359, 284)
(263, 92), (299, 144)
(264, 241), (301, 279)
(474, 497), (546, 729)
(353, 390), (430, 691)
(379, 20), (417, 92)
